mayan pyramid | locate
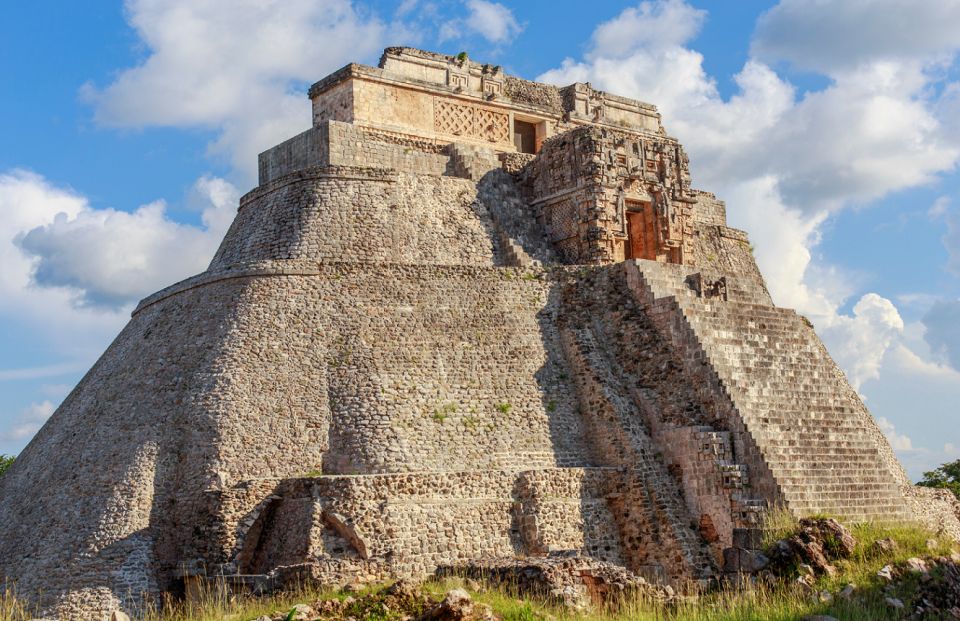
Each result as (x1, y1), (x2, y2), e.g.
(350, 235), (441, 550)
(2, 48), (958, 620)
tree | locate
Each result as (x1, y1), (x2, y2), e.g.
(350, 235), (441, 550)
(917, 458), (960, 500)
(0, 454), (13, 477)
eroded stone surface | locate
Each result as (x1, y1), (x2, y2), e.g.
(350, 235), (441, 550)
(0, 47), (952, 620)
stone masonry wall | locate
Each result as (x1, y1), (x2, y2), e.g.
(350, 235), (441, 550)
(2, 46), (947, 621)
(258, 122), (450, 185)
(213, 167), (494, 270)
(229, 468), (626, 584)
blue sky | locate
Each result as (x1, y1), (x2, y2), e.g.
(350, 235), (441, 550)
(1, 0), (959, 479)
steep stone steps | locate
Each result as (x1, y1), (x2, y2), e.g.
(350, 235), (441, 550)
(623, 260), (911, 521)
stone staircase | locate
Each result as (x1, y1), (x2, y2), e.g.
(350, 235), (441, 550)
(560, 322), (716, 583)
(446, 143), (553, 268)
(447, 143), (501, 181)
(559, 267), (770, 574)
(476, 170), (554, 268)
(625, 259), (911, 522)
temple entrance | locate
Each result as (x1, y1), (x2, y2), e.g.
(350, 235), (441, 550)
(513, 119), (538, 154)
(625, 203), (654, 260)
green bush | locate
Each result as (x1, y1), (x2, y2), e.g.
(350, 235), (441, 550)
(917, 458), (960, 499)
(0, 454), (13, 478)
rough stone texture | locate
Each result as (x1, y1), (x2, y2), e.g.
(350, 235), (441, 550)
(0, 47), (951, 620)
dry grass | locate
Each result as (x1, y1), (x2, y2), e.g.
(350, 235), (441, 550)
(2, 520), (956, 621)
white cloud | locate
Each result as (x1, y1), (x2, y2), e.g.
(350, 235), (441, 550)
(589, 0), (705, 58)
(930, 196), (960, 275)
(464, 0), (522, 44)
(0, 170), (126, 349)
(1, 401), (55, 442)
(820, 293), (904, 390)
(14, 174), (237, 308)
(0, 363), (89, 382)
(82, 0), (401, 182)
(752, 0), (960, 73)
(929, 195), (951, 219)
(439, 0), (522, 45)
(878, 416), (913, 452)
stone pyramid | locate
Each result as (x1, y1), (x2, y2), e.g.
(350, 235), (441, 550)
(2, 48), (958, 620)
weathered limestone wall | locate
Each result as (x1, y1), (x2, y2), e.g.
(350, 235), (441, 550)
(0, 272), (263, 618)
(258, 123), (450, 185)
(229, 468), (626, 584)
(691, 191), (727, 226)
(213, 167), (494, 269)
(690, 223), (768, 291)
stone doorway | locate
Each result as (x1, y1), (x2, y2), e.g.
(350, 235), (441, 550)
(513, 119), (538, 154)
(625, 203), (653, 260)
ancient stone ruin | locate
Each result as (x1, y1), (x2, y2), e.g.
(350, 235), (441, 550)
(2, 47), (958, 619)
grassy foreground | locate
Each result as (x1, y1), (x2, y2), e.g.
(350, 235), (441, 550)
(2, 520), (957, 621)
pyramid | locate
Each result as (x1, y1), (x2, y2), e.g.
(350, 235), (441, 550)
(2, 48), (958, 620)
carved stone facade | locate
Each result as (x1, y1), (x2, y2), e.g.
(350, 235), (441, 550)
(519, 127), (695, 265)
(2, 47), (956, 621)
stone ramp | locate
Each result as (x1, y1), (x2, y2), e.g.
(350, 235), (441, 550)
(626, 260), (911, 522)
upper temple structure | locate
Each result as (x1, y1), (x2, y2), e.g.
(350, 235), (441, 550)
(2, 47), (959, 620)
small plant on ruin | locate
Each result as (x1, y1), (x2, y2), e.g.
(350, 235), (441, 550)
(800, 315), (814, 329)
(918, 458), (960, 500)
(495, 402), (512, 414)
(431, 402), (457, 423)
(0, 454), (13, 478)
(455, 51), (469, 64)
(463, 415), (480, 430)
(546, 400), (557, 412)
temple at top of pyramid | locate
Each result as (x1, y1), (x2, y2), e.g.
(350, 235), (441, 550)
(259, 46), (697, 266)
(1, 47), (959, 620)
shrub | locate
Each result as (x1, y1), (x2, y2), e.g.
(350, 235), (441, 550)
(917, 458), (960, 499)
(0, 454), (13, 478)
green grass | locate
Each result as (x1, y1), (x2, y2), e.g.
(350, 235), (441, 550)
(1, 521), (956, 621)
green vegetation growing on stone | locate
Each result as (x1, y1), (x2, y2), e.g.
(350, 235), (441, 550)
(0, 455), (12, 478)
(455, 51), (468, 64)
(495, 402), (512, 414)
(917, 458), (960, 499)
(431, 402), (457, 423)
(2, 520), (947, 621)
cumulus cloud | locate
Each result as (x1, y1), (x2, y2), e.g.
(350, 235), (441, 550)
(878, 416), (914, 452)
(820, 293), (904, 390)
(439, 0), (522, 45)
(588, 0), (705, 57)
(463, 0), (522, 44)
(537, 0), (960, 477)
(4, 169), (236, 310)
(82, 0), (402, 182)
(0, 170), (123, 338)
(752, 0), (960, 73)
(1, 401), (55, 443)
